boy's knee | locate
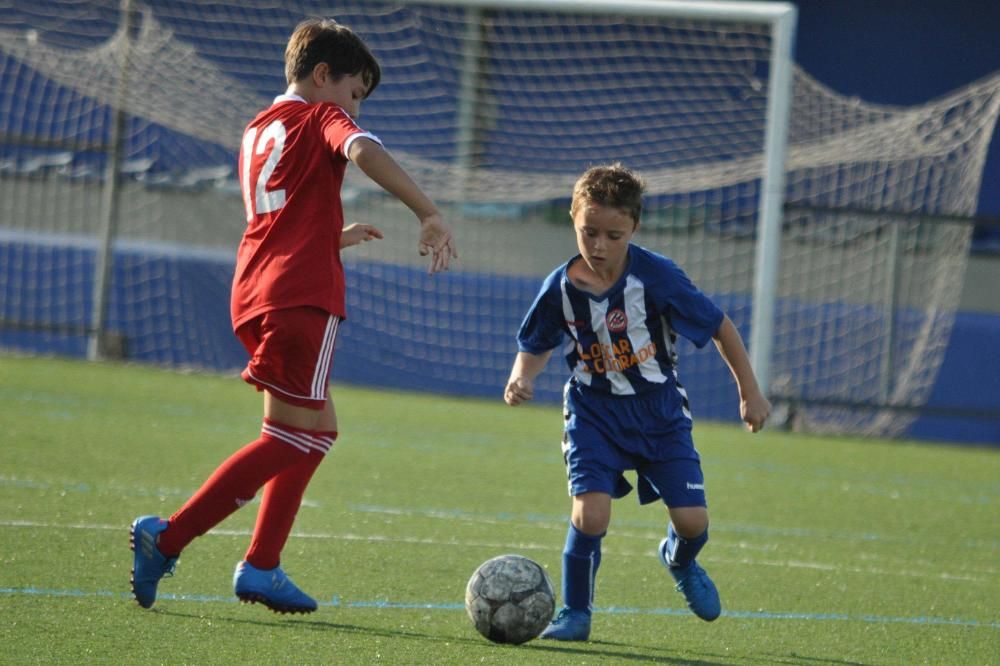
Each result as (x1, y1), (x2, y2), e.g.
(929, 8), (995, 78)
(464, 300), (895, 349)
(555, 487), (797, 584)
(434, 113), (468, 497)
(670, 508), (709, 538)
(571, 491), (612, 535)
(571, 505), (610, 536)
(572, 514), (609, 536)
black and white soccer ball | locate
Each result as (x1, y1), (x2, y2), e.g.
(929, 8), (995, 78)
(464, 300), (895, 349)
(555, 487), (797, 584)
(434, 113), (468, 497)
(465, 554), (556, 644)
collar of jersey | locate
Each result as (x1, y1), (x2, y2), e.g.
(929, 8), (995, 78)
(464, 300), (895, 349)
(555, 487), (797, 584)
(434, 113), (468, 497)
(273, 93), (307, 105)
(564, 247), (634, 302)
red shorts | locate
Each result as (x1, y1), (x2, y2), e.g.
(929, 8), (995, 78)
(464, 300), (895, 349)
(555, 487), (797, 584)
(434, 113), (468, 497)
(235, 306), (341, 410)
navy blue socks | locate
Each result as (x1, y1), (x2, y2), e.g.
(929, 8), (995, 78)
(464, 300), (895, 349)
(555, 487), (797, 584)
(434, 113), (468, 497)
(663, 522), (708, 568)
(562, 522), (603, 612)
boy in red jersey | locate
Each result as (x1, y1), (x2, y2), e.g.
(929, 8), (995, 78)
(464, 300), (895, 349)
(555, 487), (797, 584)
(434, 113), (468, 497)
(129, 18), (457, 614)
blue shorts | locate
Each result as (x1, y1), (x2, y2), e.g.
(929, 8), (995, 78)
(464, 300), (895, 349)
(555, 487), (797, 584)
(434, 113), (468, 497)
(562, 381), (707, 508)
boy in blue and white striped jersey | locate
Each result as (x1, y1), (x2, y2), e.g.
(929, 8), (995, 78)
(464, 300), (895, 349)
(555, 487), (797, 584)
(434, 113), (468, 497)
(504, 163), (771, 641)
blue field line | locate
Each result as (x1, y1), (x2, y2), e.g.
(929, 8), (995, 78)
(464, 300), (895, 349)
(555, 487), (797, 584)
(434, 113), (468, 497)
(1, 587), (997, 629)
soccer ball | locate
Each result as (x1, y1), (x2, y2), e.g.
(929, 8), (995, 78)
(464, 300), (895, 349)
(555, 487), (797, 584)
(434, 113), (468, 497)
(465, 554), (556, 644)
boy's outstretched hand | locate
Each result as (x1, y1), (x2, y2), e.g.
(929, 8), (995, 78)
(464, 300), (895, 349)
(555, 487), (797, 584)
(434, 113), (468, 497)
(341, 223), (383, 248)
(418, 213), (458, 274)
(741, 392), (772, 433)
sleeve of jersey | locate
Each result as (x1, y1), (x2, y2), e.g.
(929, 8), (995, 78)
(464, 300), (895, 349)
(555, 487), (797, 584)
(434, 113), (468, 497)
(318, 104), (383, 157)
(516, 271), (566, 354)
(657, 257), (725, 349)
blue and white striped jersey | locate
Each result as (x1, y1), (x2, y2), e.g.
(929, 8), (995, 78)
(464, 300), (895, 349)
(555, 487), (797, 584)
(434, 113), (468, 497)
(517, 244), (724, 396)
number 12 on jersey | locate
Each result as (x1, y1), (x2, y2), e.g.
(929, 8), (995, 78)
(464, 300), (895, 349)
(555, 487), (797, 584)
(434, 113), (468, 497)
(241, 120), (287, 221)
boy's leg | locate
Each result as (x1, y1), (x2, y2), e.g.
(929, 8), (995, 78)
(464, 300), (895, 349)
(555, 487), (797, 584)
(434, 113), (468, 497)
(232, 396), (336, 614)
(541, 492), (610, 642)
(228, 308), (339, 614)
(243, 395), (335, 567)
(231, 437), (329, 615)
(131, 308), (340, 611)
(157, 419), (318, 555)
(130, 418), (316, 609)
(662, 507), (709, 568)
(562, 522), (603, 611)
(654, 495), (720, 620)
(658, 517), (719, 621)
(159, 305), (339, 559)
(642, 455), (721, 621)
(243, 430), (335, 570)
(545, 385), (630, 641)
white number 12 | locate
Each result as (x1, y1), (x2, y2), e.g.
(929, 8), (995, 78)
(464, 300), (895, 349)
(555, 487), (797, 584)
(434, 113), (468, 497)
(241, 120), (287, 221)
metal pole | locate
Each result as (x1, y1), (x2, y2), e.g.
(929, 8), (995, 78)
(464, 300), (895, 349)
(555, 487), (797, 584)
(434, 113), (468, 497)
(749, 6), (797, 397)
(879, 221), (901, 402)
(88, 0), (134, 360)
(455, 6), (484, 202)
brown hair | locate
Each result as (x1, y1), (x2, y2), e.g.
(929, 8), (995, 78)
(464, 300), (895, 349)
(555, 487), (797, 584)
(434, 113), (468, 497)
(570, 163), (644, 224)
(284, 18), (381, 97)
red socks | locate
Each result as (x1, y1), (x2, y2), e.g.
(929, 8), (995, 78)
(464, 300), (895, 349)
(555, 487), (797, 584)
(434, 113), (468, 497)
(157, 419), (336, 559)
(242, 449), (324, 570)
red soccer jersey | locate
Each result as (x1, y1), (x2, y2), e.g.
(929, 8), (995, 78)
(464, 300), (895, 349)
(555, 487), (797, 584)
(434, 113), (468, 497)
(231, 95), (379, 330)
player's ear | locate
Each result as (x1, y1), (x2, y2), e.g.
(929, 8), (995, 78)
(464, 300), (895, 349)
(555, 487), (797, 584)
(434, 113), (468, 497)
(311, 61), (330, 87)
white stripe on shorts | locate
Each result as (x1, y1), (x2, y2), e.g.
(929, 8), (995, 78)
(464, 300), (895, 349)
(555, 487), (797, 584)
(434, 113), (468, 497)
(311, 315), (340, 401)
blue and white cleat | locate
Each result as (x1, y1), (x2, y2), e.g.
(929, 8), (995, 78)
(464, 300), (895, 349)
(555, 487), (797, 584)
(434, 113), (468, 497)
(129, 515), (178, 609)
(658, 537), (721, 621)
(233, 561), (318, 614)
(539, 606), (591, 641)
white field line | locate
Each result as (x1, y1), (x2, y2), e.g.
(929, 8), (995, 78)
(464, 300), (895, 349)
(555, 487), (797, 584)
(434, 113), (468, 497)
(1, 518), (993, 584)
(5, 474), (996, 553)
(0, 475), (320, 507)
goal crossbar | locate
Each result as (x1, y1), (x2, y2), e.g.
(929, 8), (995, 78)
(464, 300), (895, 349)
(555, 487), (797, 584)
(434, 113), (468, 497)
(401, 0), (794, 22)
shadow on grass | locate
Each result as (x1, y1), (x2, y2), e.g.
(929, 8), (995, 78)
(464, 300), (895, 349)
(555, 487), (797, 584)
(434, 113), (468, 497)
(750, 653), (873, 666)
(153, 608), (871, 665)
(142, 606), (873, 665)
(527, 640), (729, 664)
(155, 607), (728, 664)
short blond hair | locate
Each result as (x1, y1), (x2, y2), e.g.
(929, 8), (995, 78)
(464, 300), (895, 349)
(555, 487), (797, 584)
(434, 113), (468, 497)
(570, 163), (645, 223)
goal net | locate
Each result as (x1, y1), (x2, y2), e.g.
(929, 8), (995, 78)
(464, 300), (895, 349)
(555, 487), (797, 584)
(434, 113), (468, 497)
(2, 0), (998, 436)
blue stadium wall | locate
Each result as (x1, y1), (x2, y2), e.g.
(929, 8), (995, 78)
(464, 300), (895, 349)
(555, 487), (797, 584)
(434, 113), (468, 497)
(1, 237), (997, 445)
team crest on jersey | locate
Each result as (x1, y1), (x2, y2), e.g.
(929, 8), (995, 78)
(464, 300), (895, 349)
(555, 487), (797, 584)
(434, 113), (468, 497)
(606, 308), (628, 333)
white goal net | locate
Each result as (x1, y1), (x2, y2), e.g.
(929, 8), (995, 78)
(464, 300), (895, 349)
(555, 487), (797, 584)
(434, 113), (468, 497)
(2, 0), (998, 436)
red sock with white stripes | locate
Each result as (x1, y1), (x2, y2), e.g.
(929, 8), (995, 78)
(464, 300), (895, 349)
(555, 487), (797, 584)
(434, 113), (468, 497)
(157, 419), (323, 557)
(243, 429), (336, 570)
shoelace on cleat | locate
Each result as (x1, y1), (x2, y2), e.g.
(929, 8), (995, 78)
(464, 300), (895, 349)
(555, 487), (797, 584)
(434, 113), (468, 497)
(675, 567), (712, 601)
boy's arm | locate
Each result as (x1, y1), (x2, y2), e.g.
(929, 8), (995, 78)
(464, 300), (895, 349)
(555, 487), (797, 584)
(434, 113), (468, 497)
(712, 315), (771, 432)
(504, 350), (553, 406)
(348, 137), (457, 273)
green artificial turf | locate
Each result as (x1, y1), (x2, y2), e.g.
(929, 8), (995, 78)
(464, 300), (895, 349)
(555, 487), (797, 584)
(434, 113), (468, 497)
(1, 354), (997, 664)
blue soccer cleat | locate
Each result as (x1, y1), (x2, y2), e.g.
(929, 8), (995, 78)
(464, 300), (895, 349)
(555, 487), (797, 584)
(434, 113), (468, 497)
(233, 561), (318, 614)
(658, 537), (721, 621)
(539, 606), (591, 641)
(129, 515), (178, 609)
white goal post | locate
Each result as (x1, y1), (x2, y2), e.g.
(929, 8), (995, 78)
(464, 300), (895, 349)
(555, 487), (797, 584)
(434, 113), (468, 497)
(405, 0), (799, 399)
